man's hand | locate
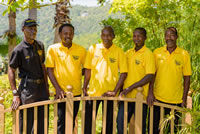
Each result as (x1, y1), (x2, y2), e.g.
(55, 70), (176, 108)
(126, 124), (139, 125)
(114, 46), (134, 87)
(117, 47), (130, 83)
(147, 92), (155, 107)
(83, 88), (88, 96)
(119, 88), (131, 97)
(181, 98), (187, 108)
(12, 96), (20, 110)
(102, 91), (116, 97)
(55, 88), (65, 99)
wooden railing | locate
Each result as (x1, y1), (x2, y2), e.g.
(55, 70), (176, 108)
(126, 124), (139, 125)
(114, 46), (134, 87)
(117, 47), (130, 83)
(0, 88), (192, 134)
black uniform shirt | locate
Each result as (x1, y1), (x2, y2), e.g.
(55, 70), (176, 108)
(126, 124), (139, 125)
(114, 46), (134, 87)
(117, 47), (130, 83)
(9, 40), (45, 79)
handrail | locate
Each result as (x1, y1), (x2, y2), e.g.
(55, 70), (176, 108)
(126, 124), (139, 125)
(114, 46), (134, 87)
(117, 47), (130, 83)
(0, 88), (192, 134)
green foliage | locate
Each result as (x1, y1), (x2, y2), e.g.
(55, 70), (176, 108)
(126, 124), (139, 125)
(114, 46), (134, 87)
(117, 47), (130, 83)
(0, 36), (22, 57)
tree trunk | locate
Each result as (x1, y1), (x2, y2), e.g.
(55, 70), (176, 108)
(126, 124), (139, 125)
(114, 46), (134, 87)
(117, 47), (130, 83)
(8, 5), (16, 58)
(29, 0), (37, 20)
(53, 0), (71, 43)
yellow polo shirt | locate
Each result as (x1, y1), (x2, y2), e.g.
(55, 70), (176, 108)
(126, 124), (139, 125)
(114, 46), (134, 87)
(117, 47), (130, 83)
(124, 45), (155, 99)
(84, 43), (128, 96)
(46, 43), (86, 96)
(153, 46), (192, 103)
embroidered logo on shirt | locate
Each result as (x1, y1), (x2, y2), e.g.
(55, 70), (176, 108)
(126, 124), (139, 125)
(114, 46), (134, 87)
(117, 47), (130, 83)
(25, 56), (30, 59)
(109, 58), (116, 63)
(175, 60), (181, 66)
(37, 50), (43, 56)
(73, 55), (79, 60)
(95, 55), (99, 58)
(135, 59), (140, 65)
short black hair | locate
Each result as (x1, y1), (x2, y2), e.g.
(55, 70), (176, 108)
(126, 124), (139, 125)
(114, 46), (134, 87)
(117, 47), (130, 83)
(102, 26), (115, 37)
(59, 23), (74, 33)
(134, 27), (147, 36)
(166, 27), (178, 36)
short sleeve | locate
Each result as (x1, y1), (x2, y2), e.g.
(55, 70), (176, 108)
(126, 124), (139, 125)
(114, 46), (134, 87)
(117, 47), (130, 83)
(81, 48), (87, 66)
(45, 46), (55, 68)
(183, 51), (192, 76)
(9, 49), (21, 69)
(144, 51), (156, 74)
(153, 50), (158, 71)
(118, 49), (128, 73)
(84, 45), (94, 69)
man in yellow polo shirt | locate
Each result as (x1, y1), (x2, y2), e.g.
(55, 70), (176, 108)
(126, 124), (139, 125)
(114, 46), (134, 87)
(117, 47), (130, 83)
(117, 28), (155, 134)
(149, 27), (191, 134)
(83, 26), (127, 134)
(46, 23), (86, 134)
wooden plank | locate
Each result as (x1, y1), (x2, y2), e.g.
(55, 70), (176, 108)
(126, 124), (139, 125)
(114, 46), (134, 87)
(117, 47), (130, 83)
(0, 102), (5, 134)
(16, 110), (20, 134)
(13, 97), (182, 112)
(112, 100), (117, 134)
(102, 100), (107, 134)
(92, 100), (96, 134)
(54, 103), (58, 134)
(65, 93), (73, 134)
(129, 114), (135, 134)
(12, 111), (16, 134)
(124, 101), (128, 134)
(170, 109), (174, 134)
(23, 109), (27, 134)
(159, 107), (164, 134)
(181, 113), (186, 130)
(149, 106), (154, 134)
(81, 100), (86, 134)
(135, 87), (143, 134)
(44, 105), (48, 134)
(34, 107), (38, 134)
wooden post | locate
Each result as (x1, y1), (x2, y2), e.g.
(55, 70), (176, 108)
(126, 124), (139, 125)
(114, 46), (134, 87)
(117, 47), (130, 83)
(112, 100), (117, 134)
(23, 109), (27, 134)
(81, 100), (86, 134)
(65, 85), (73, 134)
(54, 103), (58, 134)
(0, 97), (5, 134)
(135, 87), (143, 134)
(92, 100), (96, 134)
(185, 93), (192, 125)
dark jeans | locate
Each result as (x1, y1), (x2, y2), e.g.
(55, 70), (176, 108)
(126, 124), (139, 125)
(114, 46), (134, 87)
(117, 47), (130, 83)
(57, 95), (80, 134)
(84, 100), (114, 134)
(19, 80), (49, 134)
(153, 100), (182, 134)
(117, 102), (147, 134)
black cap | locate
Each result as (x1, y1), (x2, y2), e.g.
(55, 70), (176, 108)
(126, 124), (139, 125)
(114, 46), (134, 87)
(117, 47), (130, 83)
(21, 18), (38, 28)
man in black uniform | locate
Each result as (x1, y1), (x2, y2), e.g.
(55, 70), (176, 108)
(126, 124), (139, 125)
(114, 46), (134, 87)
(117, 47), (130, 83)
(8, 18), (49, 134)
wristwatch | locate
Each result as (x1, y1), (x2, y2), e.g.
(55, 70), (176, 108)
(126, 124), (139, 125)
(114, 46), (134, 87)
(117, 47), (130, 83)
(12, 89), (19, 96)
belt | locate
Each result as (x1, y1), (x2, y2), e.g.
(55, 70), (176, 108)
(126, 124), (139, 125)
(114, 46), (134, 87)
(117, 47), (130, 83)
(27, 78), (44, 84)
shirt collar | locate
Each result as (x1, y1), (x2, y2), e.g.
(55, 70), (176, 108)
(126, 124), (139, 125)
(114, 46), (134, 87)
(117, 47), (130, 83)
(60, 42), (75, 50)
(97, 43), (115, 51)
(163, 45), (180, 53)
(23, 40), (35, 48)
(133, 45), (146, 53)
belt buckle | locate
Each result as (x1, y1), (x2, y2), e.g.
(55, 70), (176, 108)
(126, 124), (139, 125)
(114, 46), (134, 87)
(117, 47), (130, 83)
(36, 79), (40, 84)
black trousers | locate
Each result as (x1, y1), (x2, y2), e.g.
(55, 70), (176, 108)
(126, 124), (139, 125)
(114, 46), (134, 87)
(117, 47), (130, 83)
(117, 102), (148, 134)
(57, 95), (80, 134)
(84, 100), (114, 134)
(153, 100), (181, 134)
(19, 80), (49, 134)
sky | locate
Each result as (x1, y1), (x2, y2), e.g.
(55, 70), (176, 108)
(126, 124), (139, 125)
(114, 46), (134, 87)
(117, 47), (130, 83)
(71, 0), (98, 7)
(0, 0), (99, 7)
